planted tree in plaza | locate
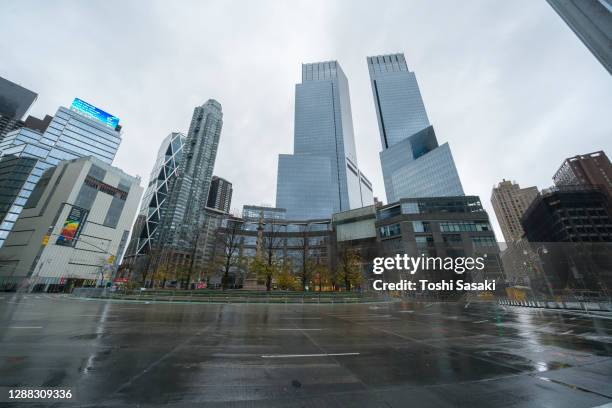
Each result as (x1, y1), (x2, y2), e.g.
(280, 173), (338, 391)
(214, 216), (244, 290)
(201, 252), (222, 287)
(153, 261), (172, 288)
(314, 262), (332, 292)
(175, 264), (192, 289)
(251, 256), (279, 290)
(297, 226), (313, 291)
(139, 247), (160, 286)
(184, 226), (203, 289)
(336, 247), (363, 291)
(259, 219), (284, 291)
(276, 260), (298, 290)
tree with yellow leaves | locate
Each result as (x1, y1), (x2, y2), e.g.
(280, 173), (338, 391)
(336, 247), (363, 291)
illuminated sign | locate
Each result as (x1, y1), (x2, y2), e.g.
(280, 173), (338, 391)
(56, 205), (89, 247)
(70, 98), (119, 129)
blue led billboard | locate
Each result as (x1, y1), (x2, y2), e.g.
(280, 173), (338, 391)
(70, 98), (120, 129)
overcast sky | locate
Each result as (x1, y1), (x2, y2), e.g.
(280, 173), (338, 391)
(2, 0), (611, 240)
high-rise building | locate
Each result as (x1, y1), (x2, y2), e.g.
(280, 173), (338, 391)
(0, 77), (37, 120)
(123, 132), (185, 260)
(276, 61), (374, 220)
(553, 150), (612, 201)
(367, 53), (464, 203)
(156, 100), (223, 254)
(546, 0), (612, 75)
(0, 77), (38, 141)
(521, 185), (612, 292)
(0, 116), (25, 142)
(0, 99), (122, 248)
(491, 179), (539, 243)
(375, 196), (503, 293)
(522, 185), (612, 243)
(207, 175), (232, 213)
(23, 114), (53, 134)
(0, 156), (142, 292)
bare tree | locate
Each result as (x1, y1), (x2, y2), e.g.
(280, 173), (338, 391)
(297, 226), (313, 291)
(259, 219), (284, 291)
(215, 216), (244, 290)
(184, 227), (203, 289)
(314, 262), (331, 292)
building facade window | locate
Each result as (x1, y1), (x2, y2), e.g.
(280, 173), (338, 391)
(380, 223), (401, 238)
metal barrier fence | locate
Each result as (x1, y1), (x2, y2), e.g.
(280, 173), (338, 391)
(71, 287), (390, 304)
(498, 297), (612, 312)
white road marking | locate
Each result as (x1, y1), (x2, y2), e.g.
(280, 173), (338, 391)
(560, 330), (574, 335)
(8, 326), (43, 329)
(474, 320), (488, 324)
(261, 352), (360, 358)
(280, 317), (322, 320)
(275, 328), (323, 331)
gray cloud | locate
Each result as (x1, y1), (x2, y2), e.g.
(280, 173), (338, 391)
(2, 0), (611, 240)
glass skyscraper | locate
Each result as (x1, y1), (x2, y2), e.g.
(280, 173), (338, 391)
(123, 132), (185, 259)
(0, 76), (38, 142)
(0, 101), (122, 247)
(206, 175), (232, 213)
(367, 53), (464, 203)
(276, 61), (373, 220)
(156, 100), (223, 252)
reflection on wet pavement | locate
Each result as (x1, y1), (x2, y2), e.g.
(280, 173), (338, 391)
(0, 294), (611, 407)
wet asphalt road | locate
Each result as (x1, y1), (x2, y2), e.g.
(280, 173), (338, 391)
(0, 294), (611, 407)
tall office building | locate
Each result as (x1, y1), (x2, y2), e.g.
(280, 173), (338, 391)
(546, 0), (612, 75)
(376, 196), (503, 288)
(276, 61), (373, 220)
(156, 100), (223, 253)
(491, 179), (539, 243)
(367, 53), (464, 203)
(207, 175), (232, 213)
(0, 77), (38, 141)
(23, 114), (53, 134)
(553, 151), (612, 201)
(521, 185), (612, 292)
(123, 132), (185, 260)
(0, 98), (121, 248)
(522, 185), (612, 243)
(0, 156), (142, 291)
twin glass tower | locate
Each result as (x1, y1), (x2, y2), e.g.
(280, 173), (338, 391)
(276, 54), (463, 219)
(276, 61), (374, 220)
(368, 53), (463, 203)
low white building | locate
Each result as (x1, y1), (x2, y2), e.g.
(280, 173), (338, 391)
(0, 156), (142, 292)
